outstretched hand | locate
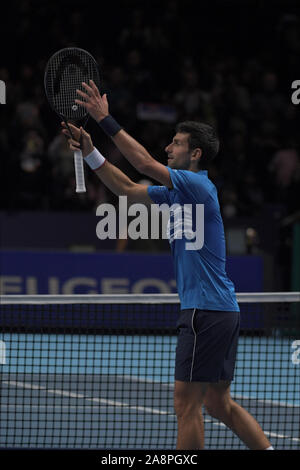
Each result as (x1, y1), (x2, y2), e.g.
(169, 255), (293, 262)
(61, 122), (94, 158)
(75, 80), (109, 122)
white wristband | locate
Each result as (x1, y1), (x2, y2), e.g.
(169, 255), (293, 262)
(84, 147), (106, 170)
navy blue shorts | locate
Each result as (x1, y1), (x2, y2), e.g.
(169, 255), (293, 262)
(175, 309), (240, 383)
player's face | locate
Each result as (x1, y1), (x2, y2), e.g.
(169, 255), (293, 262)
(165, 133), (193, 170)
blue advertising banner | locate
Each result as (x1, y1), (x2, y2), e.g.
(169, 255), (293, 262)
(0, 251), (263, 295)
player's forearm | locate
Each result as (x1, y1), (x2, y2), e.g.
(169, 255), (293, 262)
(97, 115), (172, 187)
(111, 129), (153, 173)
(92, 156), (135, 197)
(83, 147), (151, 205)
(98, 115), (154, 174)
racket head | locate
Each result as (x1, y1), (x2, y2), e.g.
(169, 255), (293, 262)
(44, 47), (101, 121)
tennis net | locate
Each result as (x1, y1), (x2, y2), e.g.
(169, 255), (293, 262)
(0, 293), (299, 449)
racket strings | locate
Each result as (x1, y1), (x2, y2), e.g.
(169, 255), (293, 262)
(45, 48), (100, 121)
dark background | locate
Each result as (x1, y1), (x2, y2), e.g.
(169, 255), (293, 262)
(0, 0), (300, 290)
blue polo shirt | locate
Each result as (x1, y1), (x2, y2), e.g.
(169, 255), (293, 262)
(147, 167), (239, 312)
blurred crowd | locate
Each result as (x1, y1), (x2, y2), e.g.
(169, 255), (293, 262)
(1, 0), (300, 224)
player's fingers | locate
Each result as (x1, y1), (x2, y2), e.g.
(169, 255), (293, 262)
(75, 98), (89, 108)
(82, 81), (95, 96)
(80, 127), (91, 140)
(61, 122), (80, 141)
(89, 80), (100, 98)
(61, 122), (73, 132)
(66, 123), (81, 139)
(67, 122), (79, 131)
(69, 139), (80, 149)
(70, 144), (80, 151)
(61, 129), (71, 138)
(76, 89), (90, 99)
(70, 142), (80, 149)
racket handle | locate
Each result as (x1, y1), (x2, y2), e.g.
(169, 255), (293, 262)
(74, 150), (86, 193)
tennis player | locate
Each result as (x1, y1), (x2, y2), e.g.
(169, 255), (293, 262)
(62, 80), (273, 450)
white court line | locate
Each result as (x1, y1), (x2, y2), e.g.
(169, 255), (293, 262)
(3, 380), (299, 443)
(121, 376), (300, 408)
(2, 401), (300, 444)
(47, 389), (86, 399)
(232, 394), (300, 409)
(3, 381), (172, 416)
(5, 381), (47, 391)
(85, 397), (128, 408)
(85, 397), (170, 415)
(210, 421), (300, 444)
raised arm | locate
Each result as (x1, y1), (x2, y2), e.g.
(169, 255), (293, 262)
(75, 80), (172, 188)
(62, 123), (153, 205)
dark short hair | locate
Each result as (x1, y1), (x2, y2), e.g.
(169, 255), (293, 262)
(175, 121), (220, 168)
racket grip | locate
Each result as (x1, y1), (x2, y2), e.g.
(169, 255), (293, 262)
(74, 150), (86, 193)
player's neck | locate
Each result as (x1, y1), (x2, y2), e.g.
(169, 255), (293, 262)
(187, 163), (201, 173)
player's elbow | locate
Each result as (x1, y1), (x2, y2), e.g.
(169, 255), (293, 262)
(118, 180), (135, 198)
(127, 183), (151, 205)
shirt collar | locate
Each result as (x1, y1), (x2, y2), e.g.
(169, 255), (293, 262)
(197, 170), (208, 176)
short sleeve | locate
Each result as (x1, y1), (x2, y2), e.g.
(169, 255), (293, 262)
(167, 167), (211, 203)
(147, 185), (171, 205)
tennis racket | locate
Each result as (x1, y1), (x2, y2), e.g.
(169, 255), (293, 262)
(44, 47), (101, 193)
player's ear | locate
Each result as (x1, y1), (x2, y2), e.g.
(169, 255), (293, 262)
(191, 148), (202, 164)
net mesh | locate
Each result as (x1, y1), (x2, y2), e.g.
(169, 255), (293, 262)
(44, 47), (100, 120)
(0, 294), (299, 449)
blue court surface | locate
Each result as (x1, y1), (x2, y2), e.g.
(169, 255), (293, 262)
(0, 333), (299, 449)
